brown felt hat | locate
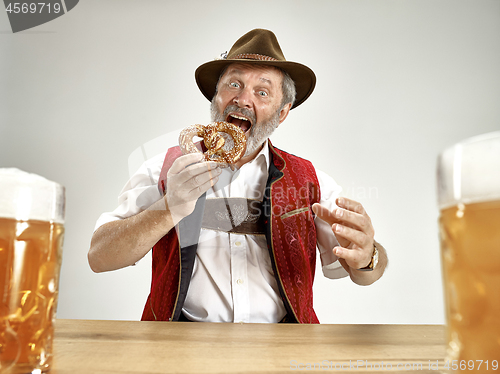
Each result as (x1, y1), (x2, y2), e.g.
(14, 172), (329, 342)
(195, 29), (316, 109)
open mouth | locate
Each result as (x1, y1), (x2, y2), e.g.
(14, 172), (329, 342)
(226, 113), (253, 133)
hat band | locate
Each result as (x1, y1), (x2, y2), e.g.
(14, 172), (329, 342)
(231, 53), (279, 62)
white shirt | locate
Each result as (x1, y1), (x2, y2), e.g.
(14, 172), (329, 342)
(95, 141), (348, 323)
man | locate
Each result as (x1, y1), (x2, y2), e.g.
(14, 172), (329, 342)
(89, 29), (387, 323)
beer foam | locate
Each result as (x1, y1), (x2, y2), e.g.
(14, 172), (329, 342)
(0, 168), (65, 223)
(438, 131), (500, 209)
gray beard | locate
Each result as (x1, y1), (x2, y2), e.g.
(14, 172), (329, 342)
(210, 99), (280, 157)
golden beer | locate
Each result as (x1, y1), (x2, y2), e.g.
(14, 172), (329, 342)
(439, 199), (500, 372)
(0, 217), (64, 373)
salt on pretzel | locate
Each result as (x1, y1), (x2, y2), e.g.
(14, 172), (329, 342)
(179, 121), (247, 168)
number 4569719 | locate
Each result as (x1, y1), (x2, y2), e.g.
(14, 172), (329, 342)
(444, 360), (498, 371)
(5, 3), (62, 14)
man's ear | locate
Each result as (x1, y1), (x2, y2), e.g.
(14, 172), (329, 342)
(277, 102), (292, 126)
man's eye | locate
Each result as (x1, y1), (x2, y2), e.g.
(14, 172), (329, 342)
(258, 91), (268, 97)
(229, 82), (240, 88)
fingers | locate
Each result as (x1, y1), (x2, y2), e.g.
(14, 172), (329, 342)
(312, 203), (349, 248)
(168, 153), (204, 175)
(171, 163), (221, 197)
(184, 166), (221, 199)
(333, 245), (372, 269)
(313, 198), (375, 269)
(334, 199), (374, 236)
(332, 223), (372, 250)
(336, 197), (366, 215)
(168, 155), (222, 187)
(312, 203), (341, 226)
(165, 153), (222, 223)
(313, 200), (374, 237)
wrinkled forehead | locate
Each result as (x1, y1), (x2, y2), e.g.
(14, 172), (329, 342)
(219, 63), (284, 85)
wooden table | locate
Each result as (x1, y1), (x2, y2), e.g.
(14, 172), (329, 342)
(52, 319), (447, 374)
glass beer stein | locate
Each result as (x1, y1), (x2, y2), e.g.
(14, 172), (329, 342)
(0, 168), (65, 373)
(437, 132), (500, 373)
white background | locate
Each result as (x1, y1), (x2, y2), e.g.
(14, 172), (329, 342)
(1, 0), (499, 324)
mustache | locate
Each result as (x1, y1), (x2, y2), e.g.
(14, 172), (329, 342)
(221, 105), (256, 125)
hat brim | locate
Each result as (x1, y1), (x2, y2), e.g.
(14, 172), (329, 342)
(195, 59), (316, 109)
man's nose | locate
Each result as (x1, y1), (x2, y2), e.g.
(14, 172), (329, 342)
(233, 87), (252, 108)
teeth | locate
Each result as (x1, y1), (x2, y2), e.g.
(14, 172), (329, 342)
(230, 114), (249, 121)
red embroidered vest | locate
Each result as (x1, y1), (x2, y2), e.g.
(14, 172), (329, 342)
(141, 143), (321, 323)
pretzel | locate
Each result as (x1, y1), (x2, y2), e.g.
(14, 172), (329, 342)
(179, 121), (247, 168)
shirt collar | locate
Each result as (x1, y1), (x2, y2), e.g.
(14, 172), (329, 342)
(247, 139), (270, 171)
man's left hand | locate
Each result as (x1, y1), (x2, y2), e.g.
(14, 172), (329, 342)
(312, 198), (375, 270)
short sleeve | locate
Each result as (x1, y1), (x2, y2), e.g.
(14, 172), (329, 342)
(93, 152), (166, 232)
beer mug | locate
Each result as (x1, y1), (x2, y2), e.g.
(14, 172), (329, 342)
(437, 132), (500, 372)
(0, 169), (65, 373)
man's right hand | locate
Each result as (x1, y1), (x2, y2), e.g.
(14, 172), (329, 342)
(165, 153), (222, 225)
(89, 152), (221, 273)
